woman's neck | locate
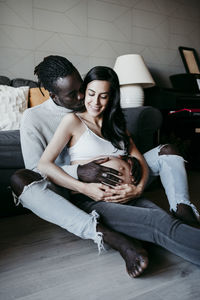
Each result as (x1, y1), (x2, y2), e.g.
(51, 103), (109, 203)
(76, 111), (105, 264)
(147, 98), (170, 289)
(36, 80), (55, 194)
(81, 111), (103, 127)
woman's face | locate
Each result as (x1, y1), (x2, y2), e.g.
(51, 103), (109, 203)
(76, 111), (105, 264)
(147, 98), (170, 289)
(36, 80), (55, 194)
(85, 80), (110, 117)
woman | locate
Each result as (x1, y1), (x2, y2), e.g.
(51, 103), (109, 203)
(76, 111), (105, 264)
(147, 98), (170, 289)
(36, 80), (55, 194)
(38, 66), (200, 275)
(38, 66), (149, 203)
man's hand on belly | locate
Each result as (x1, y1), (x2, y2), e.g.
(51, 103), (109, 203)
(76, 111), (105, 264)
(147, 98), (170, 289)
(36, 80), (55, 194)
(120, 155), (142, 185)
(77, 157), (122, 186)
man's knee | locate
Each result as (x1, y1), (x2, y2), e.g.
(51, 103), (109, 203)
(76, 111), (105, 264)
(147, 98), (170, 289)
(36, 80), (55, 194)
(10, 169), (43, 197)
(158, 144), (180, 156)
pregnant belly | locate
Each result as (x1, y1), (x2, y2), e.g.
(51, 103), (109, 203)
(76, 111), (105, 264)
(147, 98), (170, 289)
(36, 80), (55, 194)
(101, 156), (133, 184)
(72, 156), (133, 184)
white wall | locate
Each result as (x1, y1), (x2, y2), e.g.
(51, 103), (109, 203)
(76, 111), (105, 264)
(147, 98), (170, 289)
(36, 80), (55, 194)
(0, 0), (200, 87)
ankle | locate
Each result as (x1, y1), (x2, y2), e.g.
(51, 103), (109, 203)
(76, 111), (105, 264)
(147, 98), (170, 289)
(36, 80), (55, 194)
(174, 203), (199, 224)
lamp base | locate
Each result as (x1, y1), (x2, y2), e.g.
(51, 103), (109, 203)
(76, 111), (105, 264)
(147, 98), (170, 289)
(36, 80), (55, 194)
(120, 85), (144, 108)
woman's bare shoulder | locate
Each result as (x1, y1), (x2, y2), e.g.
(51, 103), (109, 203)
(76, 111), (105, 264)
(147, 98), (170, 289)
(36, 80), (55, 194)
(62, 112), (82, 126)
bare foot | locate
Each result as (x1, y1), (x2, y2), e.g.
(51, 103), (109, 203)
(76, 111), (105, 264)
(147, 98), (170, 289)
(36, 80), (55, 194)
(120, 243), (148, 278)
(173, 203), (200, 227)
(97, 224), (148, 278)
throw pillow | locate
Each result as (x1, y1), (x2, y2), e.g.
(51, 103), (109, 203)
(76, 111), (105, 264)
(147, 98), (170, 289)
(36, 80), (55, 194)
(0, 85), (29, 130)
(29, 87), (49, 107)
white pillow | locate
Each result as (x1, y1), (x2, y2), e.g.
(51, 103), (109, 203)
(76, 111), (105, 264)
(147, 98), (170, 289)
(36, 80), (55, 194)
(0, 85), (29, 130)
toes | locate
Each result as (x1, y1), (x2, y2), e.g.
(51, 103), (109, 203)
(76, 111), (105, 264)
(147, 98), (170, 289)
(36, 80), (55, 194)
(127, 256), (149, 278)
(127, 265), (142, 278)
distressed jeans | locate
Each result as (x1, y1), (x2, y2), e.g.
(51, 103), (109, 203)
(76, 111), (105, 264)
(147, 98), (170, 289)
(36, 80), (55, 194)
(144, 145), (199, 217)
(18, 179), (103, 251)
(18, 146), (198, 249)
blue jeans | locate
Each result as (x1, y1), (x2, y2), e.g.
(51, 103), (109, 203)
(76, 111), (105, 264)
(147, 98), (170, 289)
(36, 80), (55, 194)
(18, 146), (199, 247)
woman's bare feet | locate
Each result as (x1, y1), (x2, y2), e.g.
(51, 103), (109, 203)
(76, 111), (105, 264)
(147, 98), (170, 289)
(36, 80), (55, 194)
(97, 224), (148, 278)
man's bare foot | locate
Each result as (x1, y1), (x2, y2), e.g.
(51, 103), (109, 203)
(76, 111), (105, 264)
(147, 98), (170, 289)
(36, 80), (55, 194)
(120, 242), (148, 278)
(173, 203), (200, 227)
(97, 224), (148, 278)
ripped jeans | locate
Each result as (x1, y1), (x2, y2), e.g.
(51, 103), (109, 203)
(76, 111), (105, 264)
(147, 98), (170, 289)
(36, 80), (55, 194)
(17, 145), (198, 249)
(144, 145), (199, 218)
(17, 179), (104, 252)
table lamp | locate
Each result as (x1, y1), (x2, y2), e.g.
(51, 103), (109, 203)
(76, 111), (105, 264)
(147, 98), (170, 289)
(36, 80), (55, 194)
(114, 54), (155, 108)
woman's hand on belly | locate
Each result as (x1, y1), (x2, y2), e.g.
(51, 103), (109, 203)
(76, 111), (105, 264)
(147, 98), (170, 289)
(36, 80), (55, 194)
(102, 183), (144, 203)
(73, 156), (143, 202)
(82, 182), (115, 201)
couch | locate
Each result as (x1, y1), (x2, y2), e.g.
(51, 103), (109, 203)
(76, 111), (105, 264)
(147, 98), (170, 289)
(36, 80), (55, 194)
(0, 76), (163, 217)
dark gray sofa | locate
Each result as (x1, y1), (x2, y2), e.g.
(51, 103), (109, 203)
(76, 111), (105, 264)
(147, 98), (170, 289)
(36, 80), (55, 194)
(0, 76), (162, 217)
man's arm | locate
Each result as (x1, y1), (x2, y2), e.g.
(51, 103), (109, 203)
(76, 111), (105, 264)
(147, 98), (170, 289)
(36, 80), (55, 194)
(20, 124), (45, 170)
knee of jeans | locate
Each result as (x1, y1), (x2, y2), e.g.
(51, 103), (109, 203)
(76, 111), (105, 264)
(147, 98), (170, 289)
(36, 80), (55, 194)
(158, 144), (180, 156)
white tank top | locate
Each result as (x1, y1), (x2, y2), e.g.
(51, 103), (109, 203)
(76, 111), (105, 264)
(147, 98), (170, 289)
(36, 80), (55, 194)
(68, 116), (126, 162)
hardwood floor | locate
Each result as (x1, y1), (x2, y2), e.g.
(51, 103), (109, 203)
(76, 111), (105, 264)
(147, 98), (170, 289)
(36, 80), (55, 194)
(0, 171), (200, 300)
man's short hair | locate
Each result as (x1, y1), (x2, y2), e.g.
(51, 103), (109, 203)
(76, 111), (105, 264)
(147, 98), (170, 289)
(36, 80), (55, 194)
(34, 55), (77, 94)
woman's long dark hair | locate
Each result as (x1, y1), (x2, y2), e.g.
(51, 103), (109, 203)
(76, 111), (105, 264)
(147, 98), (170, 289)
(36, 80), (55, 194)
(81, 66), (130, 153)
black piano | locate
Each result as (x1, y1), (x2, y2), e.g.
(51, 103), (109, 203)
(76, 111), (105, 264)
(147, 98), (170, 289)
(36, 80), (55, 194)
(144, 73), (200, 169)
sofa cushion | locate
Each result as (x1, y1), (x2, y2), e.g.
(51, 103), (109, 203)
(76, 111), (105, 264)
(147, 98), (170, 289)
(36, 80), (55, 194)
(0, 130), (24, 168)
(0, 76), (10, 86)
(0, 85), (29, 130)
(123, 106), (162, 153)
(11, 78), (38, 88)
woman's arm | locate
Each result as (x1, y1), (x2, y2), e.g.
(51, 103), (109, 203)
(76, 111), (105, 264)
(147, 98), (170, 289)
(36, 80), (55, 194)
(38, 114), (113, 200)
(38, 113), (84, 192)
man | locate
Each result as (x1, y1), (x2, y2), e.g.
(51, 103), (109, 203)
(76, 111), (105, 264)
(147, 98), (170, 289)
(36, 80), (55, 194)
(11, 55), (199, 276)
(11, 55), (148, 278)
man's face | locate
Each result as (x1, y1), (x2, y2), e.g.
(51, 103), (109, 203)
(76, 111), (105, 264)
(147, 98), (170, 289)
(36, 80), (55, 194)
(51, 71), (84, 110)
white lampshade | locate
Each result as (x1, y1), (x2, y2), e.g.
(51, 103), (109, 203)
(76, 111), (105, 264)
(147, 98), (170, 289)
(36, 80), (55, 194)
(114, 54), (155, 108)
